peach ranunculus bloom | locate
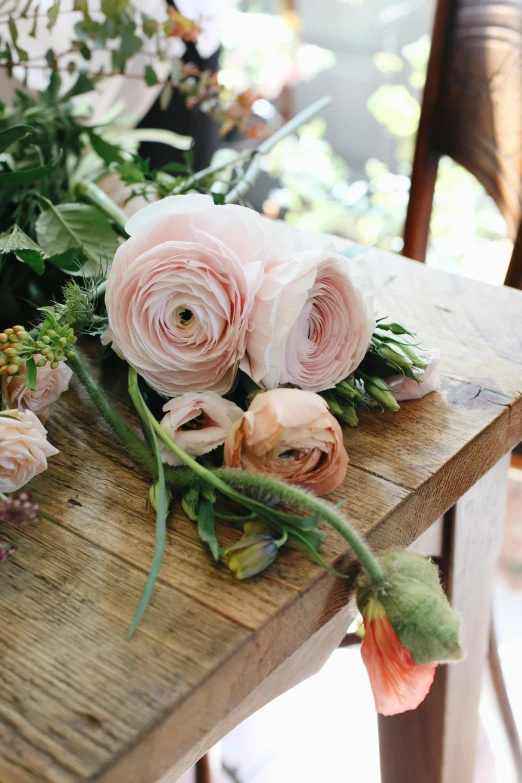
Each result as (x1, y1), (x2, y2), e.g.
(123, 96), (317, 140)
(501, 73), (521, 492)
(159, 391), (243, 466)
(224, 388), (349, 496)
(0, 410), (58, 493)
(103, 194), (276, 396)
(360, 596), (437, 716)
(241, 233), (375, 392)
(385, 349), (441, 402)
(3, 358), (73, 414)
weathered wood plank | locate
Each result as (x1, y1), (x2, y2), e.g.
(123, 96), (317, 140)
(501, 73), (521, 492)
(1, 248), (521, 782)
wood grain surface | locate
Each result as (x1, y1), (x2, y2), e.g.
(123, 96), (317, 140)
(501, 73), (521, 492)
(1, 246), (522, 783)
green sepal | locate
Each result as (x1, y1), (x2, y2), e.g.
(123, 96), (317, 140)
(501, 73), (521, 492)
(25, 357), (37, 390)
(197, 498), (220, 560)
(356, 550), (465, 665)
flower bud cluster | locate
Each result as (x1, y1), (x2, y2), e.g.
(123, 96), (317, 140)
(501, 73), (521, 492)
(0, 323), (77, 377)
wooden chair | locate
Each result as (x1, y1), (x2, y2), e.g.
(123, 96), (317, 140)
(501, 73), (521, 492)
(403, 0), (522, 290)
(401, 0), (522, 775)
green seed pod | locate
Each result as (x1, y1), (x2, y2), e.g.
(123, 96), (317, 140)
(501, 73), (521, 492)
(50, 361), (59, 369)
(67, 351), (76, 360)
(36, 359), (47, 367)
(41, 336), (51, 345)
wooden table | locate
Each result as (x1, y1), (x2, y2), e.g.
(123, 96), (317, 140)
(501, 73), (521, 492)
(1, 246), (522, 783)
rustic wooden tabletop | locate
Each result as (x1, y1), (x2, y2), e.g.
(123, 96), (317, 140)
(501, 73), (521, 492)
(1, 246), (521, 783)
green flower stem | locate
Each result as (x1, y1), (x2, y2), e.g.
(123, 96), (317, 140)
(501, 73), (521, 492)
(213, 469), (385, 585)
(75, 180), (129, 235)
(127, 367), (168, 638)
(69, 352), (155, 473)
(70, 355), (384, 585)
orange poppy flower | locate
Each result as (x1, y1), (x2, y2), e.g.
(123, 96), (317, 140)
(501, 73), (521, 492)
(361, 596), (437, 716)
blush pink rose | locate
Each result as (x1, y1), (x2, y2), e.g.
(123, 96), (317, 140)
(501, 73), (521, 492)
(159, 391), (243, 466)
(241, 232), (375, 392)
(0, 409), (58, 493)
(385, 350), (441, 401)
(104, 194), (277, 396)
(3, 358), (72, 414)
(224, 388), (349, 496)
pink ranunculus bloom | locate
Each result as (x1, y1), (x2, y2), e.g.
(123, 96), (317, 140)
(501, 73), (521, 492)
(103, 194), (277, 396)
(241, 232), (375, 393)
(386, 349), (442, 402)
(224, 388), (349, 496)
(0, 409), (58, 493)
(159, 391), (243, 466)
(3, 358), (73, 414)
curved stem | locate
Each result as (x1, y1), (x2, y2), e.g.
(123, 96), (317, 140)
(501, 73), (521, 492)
(75, 180), (129, 235)
(214, 469), (385, 584)
(69, 352), (155, 474)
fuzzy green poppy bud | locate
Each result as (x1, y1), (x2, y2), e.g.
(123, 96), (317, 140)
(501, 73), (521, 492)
(356, 551), (465, 665)
(181, 487), (200, 521)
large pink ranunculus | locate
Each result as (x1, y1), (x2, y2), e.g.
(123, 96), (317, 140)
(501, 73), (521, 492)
(224, 388), (349, 496)
(385, 350), (441, 401)
(159, 391), (243, 466)
(241, 234), (375, 392)
(104, 194), (277, 396)
(3, 358), (72, 414)
(0, 410), (58, 493)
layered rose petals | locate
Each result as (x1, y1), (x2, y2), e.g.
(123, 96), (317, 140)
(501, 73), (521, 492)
(159, 391), (243, 466)
(224, 388), (348, 496)
(4, 358), (72, 414)
(242, 236), (375, 392)
(104, 194), (276, 396)
(361, 597), (437, 716)
(0, 410), (58, 493)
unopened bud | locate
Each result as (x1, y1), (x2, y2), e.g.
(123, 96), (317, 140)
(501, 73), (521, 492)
(50, 361), (59, 369)
(148, 481), (172, 513)
(3, 347), (18, 358)
(224, 534), (278, 580)
(364, 376), (400, 411)
(379, 344), (413, 369)
(181, 487), (200, 521)
(41, 336), (51, 344)
(7, 364), (19, 375)
(36, 359), (47, 367)
(338, 406), (359, 427)
(0, 334), (7, 343)
(399, 343), (428, 369)
(67, 351), (76, 359)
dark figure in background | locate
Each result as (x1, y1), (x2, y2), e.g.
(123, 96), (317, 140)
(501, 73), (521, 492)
(137, 40), (221, 172)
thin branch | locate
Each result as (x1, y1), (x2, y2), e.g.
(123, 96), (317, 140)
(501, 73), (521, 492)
(225, 96), (332, 204)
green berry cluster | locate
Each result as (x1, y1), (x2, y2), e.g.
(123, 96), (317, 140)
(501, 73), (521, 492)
(0, 324), (77, 377)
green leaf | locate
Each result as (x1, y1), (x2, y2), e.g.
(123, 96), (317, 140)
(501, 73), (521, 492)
(0, 124), (34, 154)
(63, 70), (95, 99)
(144, 64), (159, 87)
(15, 248), (46, 274)
(87, 129), (123, 164)
(197, 498), (220, 560)
(121, 30), (141, 58)
(35, 202), (119, 275)
(212, 193), (225, 205)
(47, 0), (60, 30)
(0, 225), (46, 260)
(141, 13), (158, 38)
(101, 0), (129, 18)
(47, 247), (88, 273)
(25, 357), (37, 391)
(0, 158), (59, 190)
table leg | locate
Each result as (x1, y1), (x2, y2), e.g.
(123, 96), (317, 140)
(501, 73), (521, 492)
(378, 454), (510, 783)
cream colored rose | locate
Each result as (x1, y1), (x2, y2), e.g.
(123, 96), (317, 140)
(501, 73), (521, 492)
(159, 392), (243, 466)
(224, 388), (349, 496)
(3, 359), (72, 414)
(0, 410), (58, 493)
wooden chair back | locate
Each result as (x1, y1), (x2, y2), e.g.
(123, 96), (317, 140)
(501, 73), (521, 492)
(403, 0), (522, 289)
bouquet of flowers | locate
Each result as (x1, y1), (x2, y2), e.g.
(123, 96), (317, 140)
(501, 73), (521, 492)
(0, 0), (463, 718)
